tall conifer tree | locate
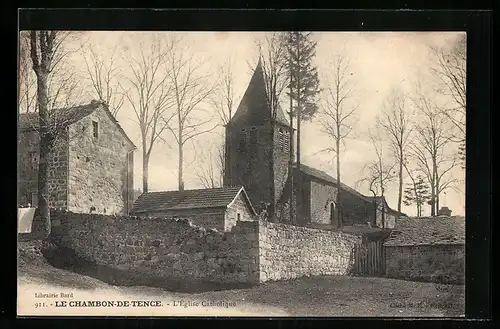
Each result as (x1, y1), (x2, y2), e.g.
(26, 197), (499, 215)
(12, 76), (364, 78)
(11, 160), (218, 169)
(285, 32), (320, 224)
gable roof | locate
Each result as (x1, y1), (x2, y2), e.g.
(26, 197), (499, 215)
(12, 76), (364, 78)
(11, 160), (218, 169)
(364, 196), (407, 216)
(132, 186), (257, 215)
(18, 100), (136, 149)
(296, 163), (370, 201)
(229, 60), (290, 127)
(384, 216), (465, 246)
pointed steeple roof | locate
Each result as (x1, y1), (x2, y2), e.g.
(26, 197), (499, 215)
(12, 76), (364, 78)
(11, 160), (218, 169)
(229, 61), (290, 127)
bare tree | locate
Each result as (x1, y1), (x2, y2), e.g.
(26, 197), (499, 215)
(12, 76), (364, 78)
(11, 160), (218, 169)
(357, 128), (397, 227)
(164, 35), (218, 191)
(83, 44), (125, 117)
(410, 90), (460, 216)
(210, 58), (238, 126)
(317, 54), (359, 228)
(121, 34), (175, 193)
(19, 32), (37, 113)
(430, 34), (466, 168)
(376, 88), (414, 213)
(27, 31), (85, 237)
(193, 139), (224, 189)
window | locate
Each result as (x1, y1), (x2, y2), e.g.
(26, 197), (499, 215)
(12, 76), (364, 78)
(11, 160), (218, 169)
(30, 193), (38, 207)
(283, 131), (290, 152)
(92, 121), (99, 139)
(237, 213), (241, 222)
(29, 152), (39, 170)
(238, 129), (247, 153)
(249, 127), (258, 153)
(278, 128), (285, 151)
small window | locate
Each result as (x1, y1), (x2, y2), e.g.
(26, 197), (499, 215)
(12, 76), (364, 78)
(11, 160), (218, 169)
(30, 193), (38, 207)
(278, 128), (285, 151)
(237, 213), (241, 221)
(92, 121), (99, 139)
(29, 152), (39, 170)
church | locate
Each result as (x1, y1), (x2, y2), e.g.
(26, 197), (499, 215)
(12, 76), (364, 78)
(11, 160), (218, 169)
(223, 61), (403, 229)
(134, 61), (403, 230)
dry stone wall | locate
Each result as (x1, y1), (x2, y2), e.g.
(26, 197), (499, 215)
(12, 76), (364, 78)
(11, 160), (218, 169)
(258, 221), (362, 282)
(50, 210), (260, 284)
(385, 244), (465, 284)
(46, 210), (364, 285)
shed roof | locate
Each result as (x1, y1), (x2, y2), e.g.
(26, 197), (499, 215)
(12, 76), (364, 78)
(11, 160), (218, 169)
(132, 186), (256, 215)
(384, 216), (465, 246)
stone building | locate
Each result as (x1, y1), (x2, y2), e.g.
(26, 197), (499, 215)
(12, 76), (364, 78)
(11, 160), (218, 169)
(18, 100), (136, 215)
(224, 61), (401, 227)
(131, 186), (257, 232)
(384, 215), (465, 284)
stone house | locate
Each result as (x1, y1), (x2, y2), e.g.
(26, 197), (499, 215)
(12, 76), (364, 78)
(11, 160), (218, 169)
(223, 61), (400, 227)
(18, 100), (136, 215)
(131, 186), (257, 232)
(384, 215), (465, 284)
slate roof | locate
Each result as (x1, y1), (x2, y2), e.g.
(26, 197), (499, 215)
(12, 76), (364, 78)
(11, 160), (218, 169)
(18, 100), (136, 149)
(296, 163), (370, 201)
(132, 186), (256, 215)
(364, 196), (407, 216)
(384, 216), (465, 246)
(229, 60), (290, 127)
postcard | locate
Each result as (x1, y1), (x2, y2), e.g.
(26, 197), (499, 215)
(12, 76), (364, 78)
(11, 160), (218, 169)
(17, 30), (466, 317)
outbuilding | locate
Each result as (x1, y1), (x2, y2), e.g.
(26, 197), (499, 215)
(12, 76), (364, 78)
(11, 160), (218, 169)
(384, 215), (465, 284)
(131, 186), (257, 232)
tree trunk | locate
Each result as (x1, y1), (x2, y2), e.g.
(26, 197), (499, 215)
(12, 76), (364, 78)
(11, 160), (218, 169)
(336, 137), (342, 228)
(178, 141), (184, 191)
(295, 33), (302, 225)
(269, 121), (275, 221)
(36, 71), (51, 238)
(142, 149), (149, 193)
(288, 109), (294, 224)
(398, 153), (403, 213)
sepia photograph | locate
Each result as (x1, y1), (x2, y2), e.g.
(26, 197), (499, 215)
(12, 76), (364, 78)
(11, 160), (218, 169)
(17, 30), (466, 317)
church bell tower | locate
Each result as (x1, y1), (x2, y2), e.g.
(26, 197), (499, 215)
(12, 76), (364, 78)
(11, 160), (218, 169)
(224, 60), (292, 215)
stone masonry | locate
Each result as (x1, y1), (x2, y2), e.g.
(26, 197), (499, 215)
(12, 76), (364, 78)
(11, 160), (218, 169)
(67, 107), (133, 214)
(18, 102), (135, 215)
(47, 209), (363, 284)
(385, 244), (465, 284)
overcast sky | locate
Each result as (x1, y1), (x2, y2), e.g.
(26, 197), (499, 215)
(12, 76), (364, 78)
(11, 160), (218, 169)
(50, 31), (466, 216)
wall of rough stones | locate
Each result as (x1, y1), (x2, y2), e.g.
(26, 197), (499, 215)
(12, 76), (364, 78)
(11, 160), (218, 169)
(67, 107), (133, 215)
(46, 209), (363, 284)
(139, 209), (227, 232)
(50, 210), (260, 284)
(18, 130), (69, 209)
(258, 221), (362, 282)
(225, 192), (256, 231)
(309, 180), (337, 225)
(385, 244), (465, 284)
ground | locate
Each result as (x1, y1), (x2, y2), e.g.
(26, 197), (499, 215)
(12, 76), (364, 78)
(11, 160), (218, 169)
(17, 246), (465, 317)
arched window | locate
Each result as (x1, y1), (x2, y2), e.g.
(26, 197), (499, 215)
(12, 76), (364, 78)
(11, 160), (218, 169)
(330, 202), (336, 225)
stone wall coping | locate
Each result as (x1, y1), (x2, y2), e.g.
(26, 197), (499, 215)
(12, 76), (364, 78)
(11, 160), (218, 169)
(384, 242), (465, 247)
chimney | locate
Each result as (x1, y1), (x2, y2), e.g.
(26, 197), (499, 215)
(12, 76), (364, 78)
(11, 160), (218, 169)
(438, 206), (452, 217)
